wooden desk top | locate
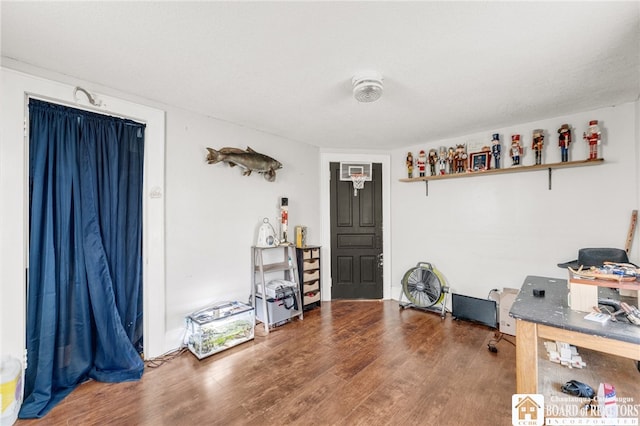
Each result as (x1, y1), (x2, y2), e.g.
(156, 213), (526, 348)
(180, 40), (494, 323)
(510, 275), (640, 345)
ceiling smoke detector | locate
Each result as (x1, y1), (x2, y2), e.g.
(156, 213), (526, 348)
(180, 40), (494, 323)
(352, 71), (384, 103)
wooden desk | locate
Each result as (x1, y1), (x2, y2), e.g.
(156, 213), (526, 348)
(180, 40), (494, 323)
(510, 276), (640, 394)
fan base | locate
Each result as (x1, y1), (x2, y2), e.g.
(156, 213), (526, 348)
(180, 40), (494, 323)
(399, 300), (449, 319)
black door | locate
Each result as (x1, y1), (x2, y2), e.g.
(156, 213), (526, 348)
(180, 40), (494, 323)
(330, 162), (383, 299)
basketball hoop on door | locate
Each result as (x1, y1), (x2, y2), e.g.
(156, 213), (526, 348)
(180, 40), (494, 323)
(340, 162), (372, 197)
(350, 174), (366, 196)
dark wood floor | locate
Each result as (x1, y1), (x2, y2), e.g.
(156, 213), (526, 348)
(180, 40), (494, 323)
(15, 300), (639, 425)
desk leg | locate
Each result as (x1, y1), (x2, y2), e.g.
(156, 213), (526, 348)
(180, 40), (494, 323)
(516, 320), (538, 394)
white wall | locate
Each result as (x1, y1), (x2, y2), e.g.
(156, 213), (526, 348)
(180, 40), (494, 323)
(391, 102), (639, 303)
(163, 108), (321, 344)
(0, 65), (321, 359)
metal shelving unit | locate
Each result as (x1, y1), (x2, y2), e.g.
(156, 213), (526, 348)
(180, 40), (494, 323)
(251, 245), (303, 333)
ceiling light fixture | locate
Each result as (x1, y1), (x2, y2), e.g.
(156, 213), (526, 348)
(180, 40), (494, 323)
(352, 71), (384, 103)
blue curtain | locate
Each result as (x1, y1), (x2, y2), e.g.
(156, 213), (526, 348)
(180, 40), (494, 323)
(20, 99), (145, 418)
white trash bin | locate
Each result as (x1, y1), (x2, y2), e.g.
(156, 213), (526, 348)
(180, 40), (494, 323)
(0, 356), (23, 426)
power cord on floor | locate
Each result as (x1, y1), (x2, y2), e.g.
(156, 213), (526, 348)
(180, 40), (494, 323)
(487, 331), (515, 353)
(144, 324), (189, 368)
(145, 347), (188, 368)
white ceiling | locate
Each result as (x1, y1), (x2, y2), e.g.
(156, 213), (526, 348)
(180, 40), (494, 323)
(2, 1), (639, 150)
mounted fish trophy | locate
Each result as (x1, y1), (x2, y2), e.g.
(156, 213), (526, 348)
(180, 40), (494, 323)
(206, 146), (282, 182)
(339, 162), (372, 196)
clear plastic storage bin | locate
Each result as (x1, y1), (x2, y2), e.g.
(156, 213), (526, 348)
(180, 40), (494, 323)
(186, 301), (255, 359)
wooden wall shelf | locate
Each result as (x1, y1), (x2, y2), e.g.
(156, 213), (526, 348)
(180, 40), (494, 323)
(400, 158), (604, 195)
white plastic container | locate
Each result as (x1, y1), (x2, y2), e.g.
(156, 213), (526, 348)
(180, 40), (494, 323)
(1, 356), (23, 426)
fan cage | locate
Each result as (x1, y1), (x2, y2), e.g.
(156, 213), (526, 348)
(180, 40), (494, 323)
(401, 264), (446, 308)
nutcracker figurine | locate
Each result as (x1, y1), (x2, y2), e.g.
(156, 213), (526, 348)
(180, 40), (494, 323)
(532, 129), (544, 165)
(558, 124), (571, 162)
(428, 149), (438, 176)
(447, 147), (455, 174)
(491, 133), (501, 169)
(438, 146), (447, 175)
(417, 150), (427, 177)
(406, 152), (414, 178)
(454, 144), (467, 173)
(511, 134), (523, 166)
(583, 120), (601, 160)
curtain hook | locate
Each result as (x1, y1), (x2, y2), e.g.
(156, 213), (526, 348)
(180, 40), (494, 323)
(73, 86), (103, 107)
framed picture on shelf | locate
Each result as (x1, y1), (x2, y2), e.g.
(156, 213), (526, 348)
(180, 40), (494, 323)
(470, 151), (491, 171)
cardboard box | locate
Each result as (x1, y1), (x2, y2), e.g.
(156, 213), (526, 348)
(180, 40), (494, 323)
(499, 288), (520, 336)
(568, 280), (598, 313)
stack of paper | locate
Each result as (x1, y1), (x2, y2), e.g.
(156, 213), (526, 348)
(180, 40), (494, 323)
(544, 340), (587, 368)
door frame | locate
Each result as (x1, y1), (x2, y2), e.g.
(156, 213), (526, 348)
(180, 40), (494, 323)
(320, 152), (391, 301)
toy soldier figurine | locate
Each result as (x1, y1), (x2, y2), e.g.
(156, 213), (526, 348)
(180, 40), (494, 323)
(454, 144), (467, 173)
(428, 149), (438, 176)
(491, 133), (501, 169)
(583, 120), (601, 160)
(447, 147), (455, 174)
(406, 152), (414, 178)
(417, 150), (427, 177)
(511, 134), (523, 166)
(438, 146), (447, 175)
(558, 124), (571, 162)
(532, 129), (544, 165)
